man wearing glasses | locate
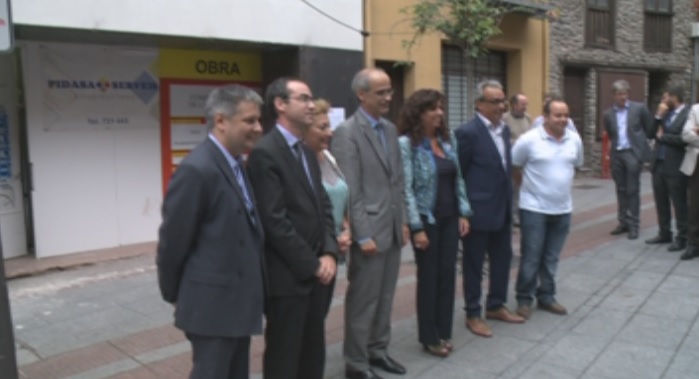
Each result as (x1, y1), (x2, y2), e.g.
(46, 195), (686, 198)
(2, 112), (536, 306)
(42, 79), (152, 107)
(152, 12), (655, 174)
(333, 68), (409, 379)
(455, 80), (526, 339)
(247, 77), (339, 379)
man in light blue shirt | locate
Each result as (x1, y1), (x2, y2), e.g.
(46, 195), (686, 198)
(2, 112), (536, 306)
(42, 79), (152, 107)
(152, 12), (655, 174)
(603, 80), (653, 240)
(512, 96), (583, 319)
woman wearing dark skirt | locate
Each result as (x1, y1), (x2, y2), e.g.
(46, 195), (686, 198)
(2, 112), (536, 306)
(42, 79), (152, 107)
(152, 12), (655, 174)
(398, 89), (472, 357)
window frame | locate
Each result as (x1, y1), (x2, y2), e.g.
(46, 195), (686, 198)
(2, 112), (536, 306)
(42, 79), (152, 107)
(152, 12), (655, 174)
(584, 0), (616, 49)
(643, 0), (673, 52)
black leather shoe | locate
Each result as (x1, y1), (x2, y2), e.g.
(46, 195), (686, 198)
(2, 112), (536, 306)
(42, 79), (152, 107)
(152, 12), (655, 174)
(369, 356), (406, 375)
(610, 225), (629, 235)
(668, 239), (687, 252)
(628, 229), (639, 240)
(346, 369), (384, 379)
(645, 235), (672, 244)
(680, 247), (699, 261)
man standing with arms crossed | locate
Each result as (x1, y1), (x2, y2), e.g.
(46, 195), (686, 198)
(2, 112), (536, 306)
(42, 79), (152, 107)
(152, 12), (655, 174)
(157, 85), (265, 379)
(332, 68), (409, 379)
(604, 80), (653, 240)
(513, 96), (583, 319)
(646, 86), (689, 252)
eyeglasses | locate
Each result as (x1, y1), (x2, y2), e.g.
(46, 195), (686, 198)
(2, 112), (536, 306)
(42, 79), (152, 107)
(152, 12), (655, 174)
(479, 98), (507, 105)
(374, 88), (394, 98)
(290, 95), (315, 104)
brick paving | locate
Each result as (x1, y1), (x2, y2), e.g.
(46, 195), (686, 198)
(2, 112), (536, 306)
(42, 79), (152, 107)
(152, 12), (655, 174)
(10, 173), (697, 379)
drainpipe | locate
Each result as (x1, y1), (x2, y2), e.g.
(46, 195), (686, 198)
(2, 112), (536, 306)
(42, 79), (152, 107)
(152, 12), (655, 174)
(691, 22), (699, 103)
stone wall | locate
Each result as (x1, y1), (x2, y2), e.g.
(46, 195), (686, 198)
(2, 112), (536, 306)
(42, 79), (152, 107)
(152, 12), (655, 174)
(547, 0), (695, 174)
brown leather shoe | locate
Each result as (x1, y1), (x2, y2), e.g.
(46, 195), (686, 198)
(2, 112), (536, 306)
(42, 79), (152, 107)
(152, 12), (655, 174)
(516, 305), (531, 320)
(538, 302), (568, 315)
(465, 317), (492, 338)
(486, 306), (526, 323)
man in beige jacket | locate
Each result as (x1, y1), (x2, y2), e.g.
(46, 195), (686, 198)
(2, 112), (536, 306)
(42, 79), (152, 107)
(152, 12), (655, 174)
(680, 103), (699, 260)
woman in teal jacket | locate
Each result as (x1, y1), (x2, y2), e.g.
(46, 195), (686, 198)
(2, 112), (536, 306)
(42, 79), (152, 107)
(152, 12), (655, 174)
(398, 89), (472, 357)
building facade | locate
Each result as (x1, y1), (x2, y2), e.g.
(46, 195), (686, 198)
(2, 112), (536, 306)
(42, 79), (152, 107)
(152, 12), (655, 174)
(548, 0), (694, 174)
(364, 0), (551, 128)
(1, 0), (364, 259)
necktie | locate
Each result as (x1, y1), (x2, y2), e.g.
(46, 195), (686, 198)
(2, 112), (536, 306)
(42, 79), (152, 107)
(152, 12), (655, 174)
(294, 141), (315, 191)
(375, 122), (390, 159)
(233, 158), (255, 224)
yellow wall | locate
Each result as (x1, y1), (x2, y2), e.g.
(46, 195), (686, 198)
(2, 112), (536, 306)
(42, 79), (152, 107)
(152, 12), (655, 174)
(365, 0), (549, 116)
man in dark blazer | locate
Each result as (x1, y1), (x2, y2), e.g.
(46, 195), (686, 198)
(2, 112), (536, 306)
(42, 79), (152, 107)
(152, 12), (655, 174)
(603, 80), (653, 240)
(156, 85), (265, 379)
(646, 86), (690, 251)
(246, 78), (338, 379)
(455, 79), (525, 339)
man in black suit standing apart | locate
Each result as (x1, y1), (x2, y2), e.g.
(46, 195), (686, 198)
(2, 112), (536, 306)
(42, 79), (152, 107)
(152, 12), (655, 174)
(157, 85), (265, 379)
(604, 80), (653, 240)
(247, 78), (338, 379)
(455, 80), (525, 339)
(646, 86), (689, 251)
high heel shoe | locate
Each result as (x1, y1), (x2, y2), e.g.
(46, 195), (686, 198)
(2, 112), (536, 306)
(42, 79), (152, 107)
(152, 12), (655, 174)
(441, 339), (453, 352)
(422, 343), (449, 357)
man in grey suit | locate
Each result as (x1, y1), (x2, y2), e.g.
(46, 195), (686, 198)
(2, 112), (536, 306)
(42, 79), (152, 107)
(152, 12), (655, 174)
(157, 85), (265, 379)
(603, 80), (653, 240)
(332, 68), (409, 379)
(645, 86), (689, 252)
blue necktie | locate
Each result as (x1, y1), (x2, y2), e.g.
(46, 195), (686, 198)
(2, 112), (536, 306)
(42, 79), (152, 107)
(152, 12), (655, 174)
(233, 158), (255, 224)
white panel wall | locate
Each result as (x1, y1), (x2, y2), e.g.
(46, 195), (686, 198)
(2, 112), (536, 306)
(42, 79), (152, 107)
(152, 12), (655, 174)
(0, 54), (28, 259)
(21, 42), (162, 257)
(12, 0), (363, 51)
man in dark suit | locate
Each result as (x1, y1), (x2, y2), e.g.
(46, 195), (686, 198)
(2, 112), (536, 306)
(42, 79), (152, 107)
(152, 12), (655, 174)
(455, 79), (525, 339)
(603, 80), (653, 240)
(157, 85), (265, 379)
(246, 78), (338, 379)
(646, 86), (689, 251)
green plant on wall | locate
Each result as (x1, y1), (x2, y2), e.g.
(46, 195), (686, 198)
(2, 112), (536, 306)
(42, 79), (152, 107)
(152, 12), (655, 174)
(401, 0), (552, 59)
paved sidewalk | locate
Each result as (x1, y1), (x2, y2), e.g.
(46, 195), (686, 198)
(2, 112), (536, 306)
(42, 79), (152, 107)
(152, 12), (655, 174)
(10, 173), (697, 379)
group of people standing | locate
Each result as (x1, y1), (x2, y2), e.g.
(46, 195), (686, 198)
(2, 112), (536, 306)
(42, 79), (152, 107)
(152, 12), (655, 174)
(602, 80), (699, 262)
(154, 67), (594, 379)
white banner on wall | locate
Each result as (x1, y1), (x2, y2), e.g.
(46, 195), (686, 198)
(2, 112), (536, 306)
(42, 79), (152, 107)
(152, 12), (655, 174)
(40, 45), (160, 131)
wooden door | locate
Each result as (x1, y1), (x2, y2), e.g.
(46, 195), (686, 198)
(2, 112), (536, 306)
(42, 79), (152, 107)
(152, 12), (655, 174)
(563, 68), (586, 135)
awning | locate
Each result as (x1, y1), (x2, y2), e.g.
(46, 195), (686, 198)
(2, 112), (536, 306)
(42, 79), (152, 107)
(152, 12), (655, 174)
(498, 0), (552, 19)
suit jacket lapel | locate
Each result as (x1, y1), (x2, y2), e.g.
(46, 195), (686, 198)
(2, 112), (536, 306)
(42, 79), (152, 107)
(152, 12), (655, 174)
(205, 139), (259, 229)
(670, 107), (689, 132)
(271, 128), (317, 201)
(356, 113), (391, 174)
(476, 117), (507, 173)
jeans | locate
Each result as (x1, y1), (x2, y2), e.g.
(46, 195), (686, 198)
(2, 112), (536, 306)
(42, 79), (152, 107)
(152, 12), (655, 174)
(515, 209), (571, 306)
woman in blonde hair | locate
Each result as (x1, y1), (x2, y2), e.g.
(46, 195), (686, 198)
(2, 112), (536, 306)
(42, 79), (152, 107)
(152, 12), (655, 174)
(304, 99), (351, 256)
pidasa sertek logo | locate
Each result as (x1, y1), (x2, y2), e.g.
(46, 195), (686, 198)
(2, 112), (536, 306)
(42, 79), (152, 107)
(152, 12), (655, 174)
(46, 71), (159, 104)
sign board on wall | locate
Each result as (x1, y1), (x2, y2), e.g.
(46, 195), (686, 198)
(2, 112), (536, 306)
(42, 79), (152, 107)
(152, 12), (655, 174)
(158, 49), (262, 189)
(0, 0), (12, 52)
(40, 46), (159, 131)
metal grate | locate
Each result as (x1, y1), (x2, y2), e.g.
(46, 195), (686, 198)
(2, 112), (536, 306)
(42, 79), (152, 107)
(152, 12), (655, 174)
(442, 46), (507, 129)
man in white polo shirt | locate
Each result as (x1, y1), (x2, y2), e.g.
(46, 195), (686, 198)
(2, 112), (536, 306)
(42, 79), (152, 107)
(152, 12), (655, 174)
(512, 96), (583, 319)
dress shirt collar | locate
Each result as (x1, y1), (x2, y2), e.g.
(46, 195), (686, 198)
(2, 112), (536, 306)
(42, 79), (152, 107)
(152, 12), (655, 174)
(276, 124), (301, 148)
(477, 112), (504, 132)
(208, 133), (240, 169)
(614, 101), (630, 112)
(359, 107), (381, 128)
(537, 124), (570, 142)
